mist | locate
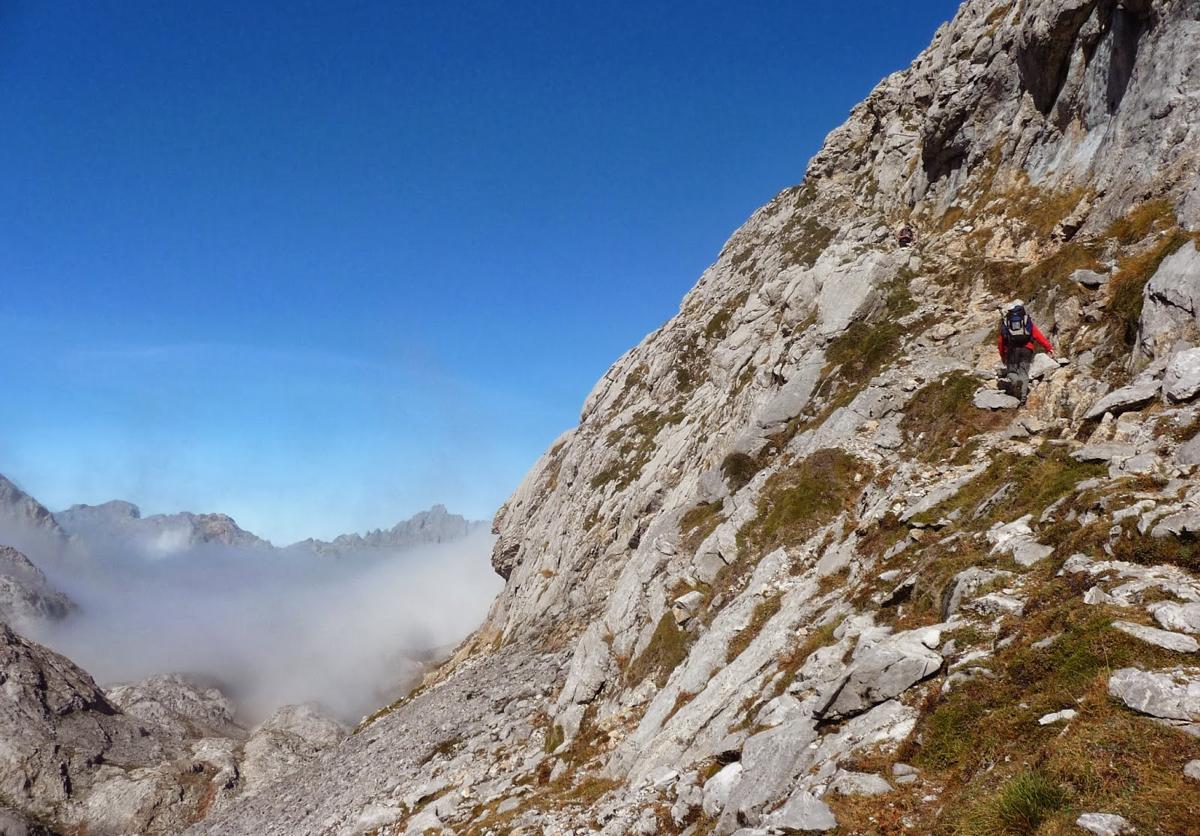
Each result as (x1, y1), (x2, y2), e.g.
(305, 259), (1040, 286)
(6, 519), (502, 725)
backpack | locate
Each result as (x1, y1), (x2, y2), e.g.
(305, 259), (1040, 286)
(1002, 307), (1033, 347)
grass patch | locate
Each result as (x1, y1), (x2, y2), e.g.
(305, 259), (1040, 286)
(1109, 198), (1177, 245)
(912, 444), (1106, 530)
(680, 501), (725, 554)
(590, 409), (685, 491)
(883, 563), (1200, 834)
(779, 214), (836, 268)
(721, 451), (761, 492)
(901, 372), (1009, 462)
(1109, 522), (1200, 573)
(737, 448), (871, 556)
(725, 593), (783, 663)
(961, 770), (1067, 834)
(625, 613), (692, 689)
(822, 274), (916, 395)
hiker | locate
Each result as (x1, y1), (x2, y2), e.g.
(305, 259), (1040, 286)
(997, 299), (1054, 403)
(897, 225), (915, 247)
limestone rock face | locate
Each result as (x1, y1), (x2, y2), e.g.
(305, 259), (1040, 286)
(106, 673), (247, 741)
(0, 622), (182, 824)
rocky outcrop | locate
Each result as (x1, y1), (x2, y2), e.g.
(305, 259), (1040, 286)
(238, 704), (348, 795)
(0, 545), (73, 626)
(0, 621), (183, 825)
(106, 673), (247, 741)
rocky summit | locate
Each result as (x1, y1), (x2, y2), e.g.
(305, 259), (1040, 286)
(8, 0), (1200, 833)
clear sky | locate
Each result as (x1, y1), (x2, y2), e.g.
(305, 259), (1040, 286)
(1, 0), (962, 544)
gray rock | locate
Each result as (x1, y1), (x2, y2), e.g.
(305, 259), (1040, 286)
(1038, 708), (1078, 725)
(1084, 380), (1161, 420)
(0, 623), (190, 829)
(814, 628), (943, 721)
(106, 673), (246, 741)
(1164, 348), (1200, 402)
(718, 718), (818, 831)
(1072, 442), (1135, 463)
(1177, 433), (1200, 467)
(702, 762), (742, 818)
(1185, 759), (1200, 781)
(0, 545), (73, 627)
(974, 389), (1021, 410)
(1151, 509), (1200, 539)
(1149, 601), (1200, 635)
(1140, 244), (1200, 359)
(672, 590), (706, 625)
(239, 703), (348, 795)
(1108, 667), (1200, 722)
(1112, 621), (1199, 653)
(828, 770), (892, 797)
(1029, 352), (1061, 380)
(1071, 269), (1109, 289)
(764, 789), (837, 832)
(1075, 812), (1135, 836)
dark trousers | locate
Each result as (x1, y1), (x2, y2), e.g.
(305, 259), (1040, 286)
(1002, 346), (1034, 401)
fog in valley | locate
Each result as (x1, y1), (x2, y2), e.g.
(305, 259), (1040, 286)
(2, 515), (502, 724)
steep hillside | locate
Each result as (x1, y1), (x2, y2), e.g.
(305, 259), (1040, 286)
(200, 0), (1200, 833)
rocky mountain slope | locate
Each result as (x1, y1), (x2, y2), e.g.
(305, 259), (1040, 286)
(193, 0), (1200, 833)
(56, 500), (271, 552)
(7, 0), (1200, 833)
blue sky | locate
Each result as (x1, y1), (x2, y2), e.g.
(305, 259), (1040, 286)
(1, 0), (961, 543)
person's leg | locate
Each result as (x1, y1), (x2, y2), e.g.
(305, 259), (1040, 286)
(1014, 347), (1033, 402)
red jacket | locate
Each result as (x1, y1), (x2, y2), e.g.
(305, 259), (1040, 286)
(998, 323), (1054, 359)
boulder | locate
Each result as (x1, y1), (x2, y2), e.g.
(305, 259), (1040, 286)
(1151, 509), (1200, 539)
(1075, 812), (1135, 836)
(1084, 380), (1161, 420)
(671, 591), (706, 625)
(974, 389), (1021, 410)
(1186, 760), (1200, 781)
(702, 762), (742, 818)
(1149, 601), (1200, 635)
(1140, 244), (1200, 359)
(827, 770), (892, 797)
(987, 516), (1053, 566)
(1108, 667), (1200, 722)
(717, 719), (818, 831)
(1071, 442), (1136, 464)
(1070, 269), (1109, 288)
(763, 790), (837, 832)
(1029, 352), (1061, 380)
(814, 628), (943, 721)
(1164, 348), (1200, 402)
(1177, 433), (1200, 467)
(1112, 621), (1199, 653)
